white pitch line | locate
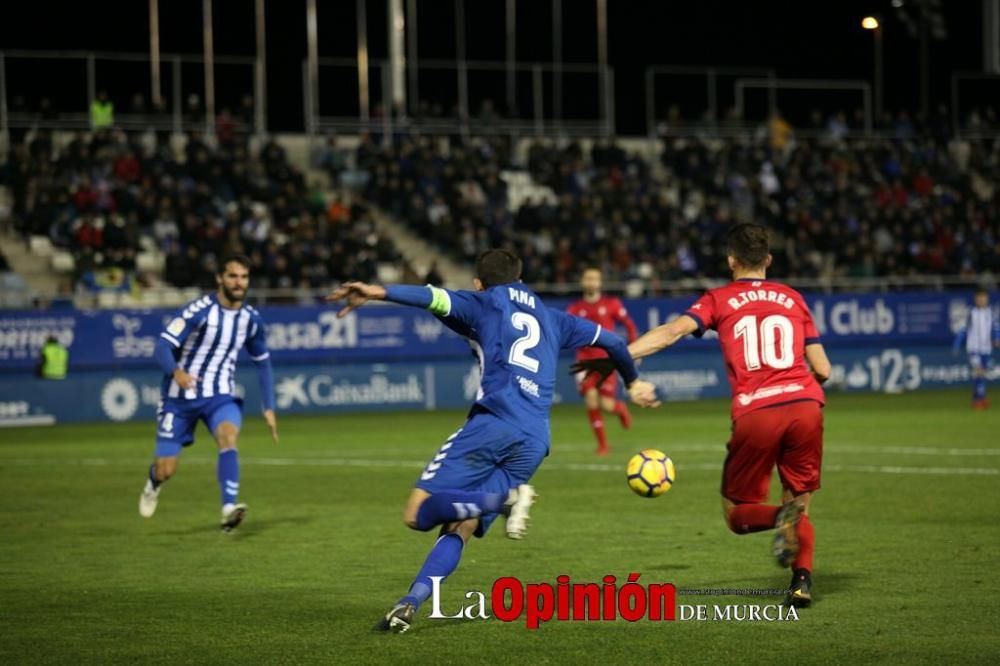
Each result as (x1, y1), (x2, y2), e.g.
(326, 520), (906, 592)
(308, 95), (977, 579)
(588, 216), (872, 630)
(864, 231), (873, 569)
(832, 464), (999, 476)
(280, 442), (1000, 458)
(559, 461), (999, 476)
(555, 443), (1000, 457)
(1, 457), (997, 476)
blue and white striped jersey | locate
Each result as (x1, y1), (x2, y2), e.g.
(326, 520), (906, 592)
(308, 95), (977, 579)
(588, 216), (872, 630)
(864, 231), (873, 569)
(964, 306), (999, 355)
(159, 294), (270, 401)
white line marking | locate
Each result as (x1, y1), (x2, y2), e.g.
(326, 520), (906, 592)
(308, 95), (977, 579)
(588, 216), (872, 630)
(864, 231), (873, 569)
(555, 443), (1000, 457)
(0, 416), (56, 428)
(245, 442), (1000, 458)
(1, 457), (996, 476)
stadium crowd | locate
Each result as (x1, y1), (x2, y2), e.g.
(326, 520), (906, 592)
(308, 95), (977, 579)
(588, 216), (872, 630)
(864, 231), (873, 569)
(3, 97), (999, 295)
(1, 127), (401, 294)
(355, 112), (1000, 287)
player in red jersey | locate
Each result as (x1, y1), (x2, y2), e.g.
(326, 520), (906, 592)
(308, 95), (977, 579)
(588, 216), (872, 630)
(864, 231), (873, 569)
(574, 224), (831, 608)
(566, 267), (640, 455)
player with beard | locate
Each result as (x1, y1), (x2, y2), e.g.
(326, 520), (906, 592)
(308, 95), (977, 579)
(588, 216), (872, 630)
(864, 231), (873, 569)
(139, 254), (279, 531)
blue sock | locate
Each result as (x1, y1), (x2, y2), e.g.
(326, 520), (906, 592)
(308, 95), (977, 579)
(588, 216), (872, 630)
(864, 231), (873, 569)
(148, 464), (161, 489)
(974, 377), (987, 400)
(218, 449), (240, 505)
(414, 491), (505, 531)
(400, 533), (465, 609)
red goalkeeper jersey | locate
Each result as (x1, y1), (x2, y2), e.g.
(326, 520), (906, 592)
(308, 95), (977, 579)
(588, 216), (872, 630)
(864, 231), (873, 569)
(684, 279), (825, 420)
(566, 295), (639, 360)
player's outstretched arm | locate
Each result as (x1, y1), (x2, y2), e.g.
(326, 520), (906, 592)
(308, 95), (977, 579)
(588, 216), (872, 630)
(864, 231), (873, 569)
(596, 333), (660, 408)
(327, 282), (455, 315)
(328, 283), (480, 330)
(327, 281), (389, 317)
(805, 343), (832, 385)
(628, 314), (700, 360)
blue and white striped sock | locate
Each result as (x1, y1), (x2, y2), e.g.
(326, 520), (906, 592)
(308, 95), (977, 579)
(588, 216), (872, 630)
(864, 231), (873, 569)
(413, 491), (505, 531)
(217, 449), (240, 506)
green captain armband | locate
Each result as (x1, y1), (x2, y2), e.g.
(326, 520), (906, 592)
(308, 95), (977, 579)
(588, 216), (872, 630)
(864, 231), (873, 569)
(427, 286), (452, 316)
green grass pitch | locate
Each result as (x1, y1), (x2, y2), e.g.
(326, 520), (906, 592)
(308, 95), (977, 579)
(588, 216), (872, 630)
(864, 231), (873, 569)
(1, 389), (998, 664)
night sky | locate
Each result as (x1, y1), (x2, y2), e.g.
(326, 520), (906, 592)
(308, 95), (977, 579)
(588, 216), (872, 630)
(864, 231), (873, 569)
(0, 1), (987, 133)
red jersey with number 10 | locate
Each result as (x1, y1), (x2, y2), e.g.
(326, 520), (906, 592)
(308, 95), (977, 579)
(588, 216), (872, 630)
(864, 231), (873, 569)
(684, 279), (825, 421)
(566, 295), (639, 360)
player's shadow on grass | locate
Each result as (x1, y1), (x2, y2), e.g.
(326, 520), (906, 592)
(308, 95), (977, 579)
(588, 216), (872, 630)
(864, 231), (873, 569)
(156, 514), (315, 537)
(644, 563), (693, 573)
(400, 616), (481, 633)
(235, 514), (316, 538)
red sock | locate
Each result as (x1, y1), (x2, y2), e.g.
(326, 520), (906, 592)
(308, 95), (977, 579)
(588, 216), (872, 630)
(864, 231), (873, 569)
(728, 504), (780, 534)
(793, 514), (814, 572)
(612, 400), (632, 429)
(587, 408), (609, 452)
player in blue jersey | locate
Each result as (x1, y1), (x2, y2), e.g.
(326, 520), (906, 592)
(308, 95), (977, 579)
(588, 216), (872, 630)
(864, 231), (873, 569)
(953, 288), (1000, 409)
(328, 249), (658, 633)
(139, 254), (279, 531)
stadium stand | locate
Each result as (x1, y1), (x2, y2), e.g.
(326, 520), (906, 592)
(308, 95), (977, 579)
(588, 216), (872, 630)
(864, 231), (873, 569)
(3, 106), (999, 303)
(1, 127), (405, 304)
(351, 127), (1000, 289)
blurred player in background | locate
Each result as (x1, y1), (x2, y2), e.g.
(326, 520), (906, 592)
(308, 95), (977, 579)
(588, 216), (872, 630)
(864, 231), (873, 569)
(140, 255), (279, 531)
(567, 267), (639, 455)
(328, 249), (656, 633)
(953, 288), (1000, 409)
(575, 224), (831, 608)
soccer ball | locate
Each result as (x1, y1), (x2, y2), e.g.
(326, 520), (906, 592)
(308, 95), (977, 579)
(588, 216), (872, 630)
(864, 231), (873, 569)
(626, 449), (675, 498)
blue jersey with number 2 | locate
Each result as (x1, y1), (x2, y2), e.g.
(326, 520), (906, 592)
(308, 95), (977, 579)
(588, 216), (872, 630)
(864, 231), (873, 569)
(431, 283), (603, 441)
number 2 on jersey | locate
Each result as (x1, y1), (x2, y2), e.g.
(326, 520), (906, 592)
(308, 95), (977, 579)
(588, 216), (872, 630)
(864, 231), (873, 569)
(509, 312), (541, 372)
(734, 314), (794, 371)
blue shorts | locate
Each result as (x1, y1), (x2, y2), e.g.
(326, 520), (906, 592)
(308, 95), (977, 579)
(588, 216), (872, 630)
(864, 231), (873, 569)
(970, 353), (993, 371)
(416, 409), (548, 538)
(154, 395), (243, 457)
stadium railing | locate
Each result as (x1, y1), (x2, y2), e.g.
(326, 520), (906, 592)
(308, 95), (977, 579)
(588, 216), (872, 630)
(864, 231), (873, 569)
(0, 49), (260, 139)
(644, 65), (777, 138)
(306, 57), (611, 139)
(4, 50), (1000, 142)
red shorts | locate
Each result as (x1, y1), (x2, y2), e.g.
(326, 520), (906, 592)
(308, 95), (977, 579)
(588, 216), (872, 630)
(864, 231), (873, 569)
(576, 369), (620, 398)
(721, 400), (823, 504)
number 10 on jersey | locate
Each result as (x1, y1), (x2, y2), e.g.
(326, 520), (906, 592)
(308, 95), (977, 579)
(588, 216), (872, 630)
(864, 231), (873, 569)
(734, 314), (794, 371)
